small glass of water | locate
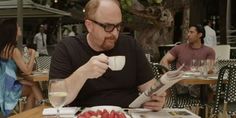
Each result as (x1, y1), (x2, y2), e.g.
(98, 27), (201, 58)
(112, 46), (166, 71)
(190, 59), (199, 72)
(199, 60), (209, 78)
(48, 79), (67, 118)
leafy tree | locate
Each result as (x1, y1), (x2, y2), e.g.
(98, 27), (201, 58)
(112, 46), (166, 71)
(120, 0), (190, 61)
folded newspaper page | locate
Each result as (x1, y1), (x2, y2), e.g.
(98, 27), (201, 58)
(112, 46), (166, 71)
(129, 108), (200, 118)
(129, 65), (184, 108)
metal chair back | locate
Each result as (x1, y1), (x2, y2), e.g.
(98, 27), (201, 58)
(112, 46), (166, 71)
(213, 45), (230, 60)
(210, 64), (236, 117)
(150, 63), (169, 79)
(35, 56), (51, 71)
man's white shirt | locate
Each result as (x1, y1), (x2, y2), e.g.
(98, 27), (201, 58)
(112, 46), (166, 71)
(204, 25), (217, 47)
(33, 32), (48, 55)
(68, 31), (75, 36)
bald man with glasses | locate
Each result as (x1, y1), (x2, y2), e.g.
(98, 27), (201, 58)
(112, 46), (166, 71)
(49, 0), (166, 111)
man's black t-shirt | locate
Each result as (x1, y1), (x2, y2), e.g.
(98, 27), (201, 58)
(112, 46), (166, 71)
(49, 34), (154, 107)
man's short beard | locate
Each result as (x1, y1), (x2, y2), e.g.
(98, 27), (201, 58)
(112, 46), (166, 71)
(101, 35), (117, 50)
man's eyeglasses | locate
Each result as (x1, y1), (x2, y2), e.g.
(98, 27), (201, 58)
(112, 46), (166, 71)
(89, 19), (122, 32)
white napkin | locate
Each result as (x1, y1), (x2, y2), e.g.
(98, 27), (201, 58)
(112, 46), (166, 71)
(42, 107), (80, 116)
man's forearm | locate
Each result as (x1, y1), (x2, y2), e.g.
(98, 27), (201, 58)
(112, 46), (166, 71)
(160, 59), (170, 70)
(64, 68), (88, 105)
(138, 78), (156, 93)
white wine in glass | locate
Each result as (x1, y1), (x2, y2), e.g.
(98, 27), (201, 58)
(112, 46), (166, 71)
(48, 79), (67, 118)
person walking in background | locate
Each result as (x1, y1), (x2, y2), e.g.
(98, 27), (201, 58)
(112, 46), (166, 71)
(68, 25), (78, 36)
(50, 0), (166, 111)
(0, 19), (43, 116)
(33, 24), (48, 56)
(203, 19), (217, 47)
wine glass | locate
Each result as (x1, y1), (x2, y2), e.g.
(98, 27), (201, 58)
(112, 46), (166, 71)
(48, 79), (67, 118)
(199, 60), (208, 77)
(190, 59), (198, 72)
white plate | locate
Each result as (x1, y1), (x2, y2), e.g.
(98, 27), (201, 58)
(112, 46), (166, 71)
(125, 108), (152, 113)
(82, 105), (123, 113)
(208, 76), (217, 79)
(32, 70), (48, 75)
(184, 71), (201, 76)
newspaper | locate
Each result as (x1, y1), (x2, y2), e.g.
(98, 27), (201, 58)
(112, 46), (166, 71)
(129, 108), (200, 118)
(129, 65), (184, 108)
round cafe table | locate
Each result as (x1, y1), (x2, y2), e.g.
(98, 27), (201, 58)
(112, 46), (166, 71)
(179, 76), (219, 85)
(20, 72), (49, 82)
(9, 105), (49, 118)
(177, 74), (227, 118)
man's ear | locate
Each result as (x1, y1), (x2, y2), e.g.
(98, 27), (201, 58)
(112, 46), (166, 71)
(198, 33), (203, 39)
(85, 20), (93, 32)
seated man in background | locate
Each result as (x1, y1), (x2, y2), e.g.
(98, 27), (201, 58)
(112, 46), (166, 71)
(160, 24), (215, 98)
(49, 0), (166, 111)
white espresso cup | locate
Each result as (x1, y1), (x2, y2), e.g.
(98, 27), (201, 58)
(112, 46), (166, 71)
(108, 56), (126, 71)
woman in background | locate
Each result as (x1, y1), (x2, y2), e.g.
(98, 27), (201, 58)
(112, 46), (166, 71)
(0, 19), (43, 116)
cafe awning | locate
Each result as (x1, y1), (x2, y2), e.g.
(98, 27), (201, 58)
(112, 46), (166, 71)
(0, 0), (71, 18)
(0, 0), (71, 43)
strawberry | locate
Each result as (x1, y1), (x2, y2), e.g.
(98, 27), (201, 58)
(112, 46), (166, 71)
(114, 112), (119, 118)
(109, 110), (116, 118)
(97, 110), (103, 115)
(118, 112), (126, 118)
(88, 110), (97, 116)
(101, 109), (109, 118)
(83, 111), (92, 118)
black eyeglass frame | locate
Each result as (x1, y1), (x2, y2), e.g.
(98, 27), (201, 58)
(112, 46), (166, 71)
(88, 19), (122, 32)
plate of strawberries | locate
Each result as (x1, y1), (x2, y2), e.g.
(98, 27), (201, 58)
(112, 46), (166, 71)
(77, 105), (129, 118)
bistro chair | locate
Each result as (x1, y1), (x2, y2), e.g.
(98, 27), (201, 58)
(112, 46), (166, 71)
(206, 64), (236, 118)
(150, 63), (169, 79)
(35, 56), (51, 71)
(150, 63), (200, 110)
(167, 85), (200, 114)
(35, 56), (51, 98)
(216, 59), (236, 72)
(149, 63), (177, 107)
(167, 63), (200, 109)
(13, 97), (27, 114)
(213, 45), (231, 60)
(166, 64), (201, 115)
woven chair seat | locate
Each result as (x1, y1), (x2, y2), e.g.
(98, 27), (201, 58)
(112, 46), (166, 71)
(165, 86), (201, 108)
(170, 91), (201, 109)
(173, 94), (200, 108)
